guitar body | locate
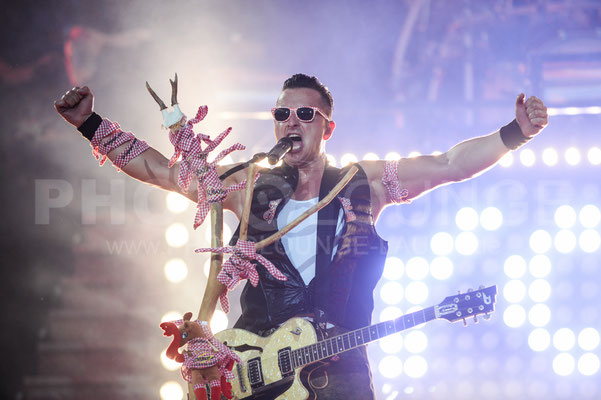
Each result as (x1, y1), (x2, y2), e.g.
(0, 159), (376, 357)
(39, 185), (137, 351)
(215, 318), (318, 400)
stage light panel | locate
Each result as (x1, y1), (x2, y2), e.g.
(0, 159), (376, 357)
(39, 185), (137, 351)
(579, 205), (601, 228)
(379, 333), (403, 354)
(553, 328), (576, 351)
(383, 257), (404, 280)
(326, 154), (337, 167)
(565, 147), (581, 165)
(166, 192), (190, 213)
(340, 153), (358, 166)
(578, 328), (600, 351)
(529, 255), (551, 278)
(504, 255), (527, 279)
(385, 152), (401, 160)
(554, 230), (577, 254)
(362, 152), (379, 160)
(503, 280), (526, 303)
(455, 207), (478, 231)
(587, 146), (601, 165)
(499, 152), (513, 167)
(405, 330), (428, 353)
(405, 257), (429, 280)
(578, 353), (600, 376)
(455, 357), (475, 375)
(164, 258), (188, 283)
(455, 231), (478, 255)
(579, 229), (601, 253)
(165, 223), (189, 247)
(504, 304), (526, 328)
(160, 381), (184, 400)
(554, 205), (577, 229)
(405, 281), (429, 305)
(529, 304), (551, 327)
(528, 328), (551, 351)
(542, 147), (558, 166)
(519, 149), (535, 167)
(379, 356), (403, 378)
(553, 353), (575, 376)
(529, 279), (551, 302)
(529, 230), (552, 253)
(404, 355), (428, 378)
(380, 281), (404, 304)
(430, 257), (453, 280)
(160, 350), (180, 371)
(480, 207), (503, 231)
(211, 309), (229, 333)
(430, 232), (454, 255)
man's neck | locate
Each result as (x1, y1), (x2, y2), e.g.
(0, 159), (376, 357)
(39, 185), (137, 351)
(292, 154), (327, 200)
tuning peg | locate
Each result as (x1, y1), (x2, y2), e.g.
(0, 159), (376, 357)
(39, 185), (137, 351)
(473, 315), (478, 324)
(463, 318), (467, 327)
(483, 313), (491, 320)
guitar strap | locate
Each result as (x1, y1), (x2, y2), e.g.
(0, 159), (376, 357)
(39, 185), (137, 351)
(313, 163), (344, 327)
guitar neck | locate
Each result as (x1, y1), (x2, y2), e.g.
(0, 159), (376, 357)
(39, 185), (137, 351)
(290, 306), (437, 369)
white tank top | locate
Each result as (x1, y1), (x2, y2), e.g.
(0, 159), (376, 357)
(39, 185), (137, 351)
(276, 197), (345, 285)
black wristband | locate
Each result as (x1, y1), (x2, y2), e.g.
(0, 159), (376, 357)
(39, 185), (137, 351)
(500, 119), (531, 150)
(77, 112), (103, 141)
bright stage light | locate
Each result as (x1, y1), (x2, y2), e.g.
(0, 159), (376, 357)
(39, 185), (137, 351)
(380, 281), (404, 304)
(455, 207), (478, 231)
(565, 147), (581, 165)
(430, 257), (453, 280)
(217, 154), (235, 166)
(578, 353), (600, 376)
(211, 310), (229, 333)
(499, 152), (513, 167)
(430, 232), (454, 255)
(580, 229), (601, 253)
(554, 230), (576, 254)
(405, 257), (429, 280)
(504, 255), (527, 279)
(326, 154), (337, 167)
(385, 152), (401, 160)
(529, 230), (552, 253)
(160, 350), (181, 371)
(455, 232), (478, 255)
(379, 356), (403, 378)
(380, 306), (403, 322)
(528, 328), (551, 352)
(529, 304), (551, 327)
(503, 304), (526, 328)
(383, 257), (404, 280)
(503, 280), (526, 303)
(553, 328), (576, 351)
(588, 146), (601, 165)
(553, 353), (575, 376)
(340, 153), (358, 166)
(405, 330), (428, 353)
(579, 205), (601, 228)
(164, 258), (188, 283)
(362, 152), (379, 160)
(408, 151), (421, 158)
(578, 328), (600, 351)
(165, 223), (189, 248)
(166, 192), (190, 213)
(529, 255), (551, 278)
(404, 355), (428, 378)
(554, 205), (577, 229)
(160, 381), (184, 400)
(161, 311), (182, 323)
(480, 207), (503, 231)
(542, 148), (558, 166)
(405, 281), (428, 305)
(379, 333), (403, 354)
(519, 149), (535, 167)
(528, 279), (551, 302)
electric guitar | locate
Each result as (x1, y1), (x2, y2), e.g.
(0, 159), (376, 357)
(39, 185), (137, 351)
(215, 285), (497, 400)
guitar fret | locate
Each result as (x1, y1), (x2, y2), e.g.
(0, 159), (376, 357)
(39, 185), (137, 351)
(404, 313), (414, 329)
(343, 333), (351, 350)
(385, 320), (395, 335)
(369, 325), (378, 341)
(327, 338), (334, 356)
(362, 327), (370, 344)
(377, 322), (386, 338)
(336, 336), (344, 352)
(349, 331), (357, 348)
(312, 344), (319, 361)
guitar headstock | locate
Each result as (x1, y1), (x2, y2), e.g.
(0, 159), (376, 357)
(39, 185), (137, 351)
(435, 285), (497, 325)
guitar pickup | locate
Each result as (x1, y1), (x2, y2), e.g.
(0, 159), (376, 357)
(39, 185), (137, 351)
(278, 347), (294, 377)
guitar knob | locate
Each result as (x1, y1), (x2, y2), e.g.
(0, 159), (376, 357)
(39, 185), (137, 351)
(463, 318), (467, 327)
(473, 315), (478, 324)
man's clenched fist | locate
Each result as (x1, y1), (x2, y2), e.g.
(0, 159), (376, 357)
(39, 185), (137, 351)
(54, 86), (94, 128)
(515, 93), (548, 137)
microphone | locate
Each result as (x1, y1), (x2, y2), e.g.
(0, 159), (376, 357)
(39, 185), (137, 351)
(267, 137), (294, 165)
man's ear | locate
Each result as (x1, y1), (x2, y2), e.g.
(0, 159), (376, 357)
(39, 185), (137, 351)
(183, 312), (193, 321)
(323, 120), (336, 141)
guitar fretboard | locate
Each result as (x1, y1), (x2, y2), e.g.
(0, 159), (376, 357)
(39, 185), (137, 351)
(290, 306), (436, 368)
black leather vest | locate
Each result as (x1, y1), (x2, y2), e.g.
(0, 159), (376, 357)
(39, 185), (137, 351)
(231, 162), (388, 334)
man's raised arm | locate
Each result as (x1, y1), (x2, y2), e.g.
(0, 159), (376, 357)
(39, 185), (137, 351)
(362, 94), (549, 219)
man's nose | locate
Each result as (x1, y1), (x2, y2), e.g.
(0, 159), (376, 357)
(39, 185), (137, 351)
(286, 110), (300, 126)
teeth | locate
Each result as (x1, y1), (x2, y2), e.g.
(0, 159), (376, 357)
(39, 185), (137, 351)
(288, 134), (302, 141)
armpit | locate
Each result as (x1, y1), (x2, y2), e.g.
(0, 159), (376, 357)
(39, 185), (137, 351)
(382, 159), (410, 204)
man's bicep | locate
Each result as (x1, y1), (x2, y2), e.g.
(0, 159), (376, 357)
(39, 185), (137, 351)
(395, 154), (458, 200)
